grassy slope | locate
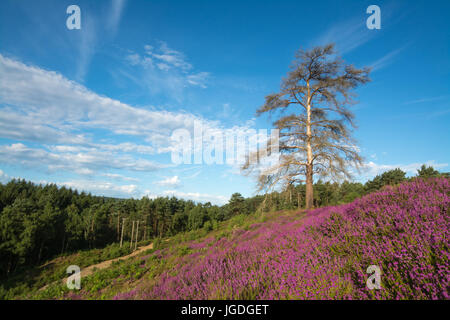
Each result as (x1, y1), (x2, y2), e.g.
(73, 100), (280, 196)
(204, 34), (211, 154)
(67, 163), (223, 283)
(0, 241), (142, 299)
(19, 209), (296, 299)
(5, 177), (450, 300)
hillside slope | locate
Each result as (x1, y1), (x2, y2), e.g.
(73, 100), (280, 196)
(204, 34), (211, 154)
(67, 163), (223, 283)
(35, 178), (449, 299)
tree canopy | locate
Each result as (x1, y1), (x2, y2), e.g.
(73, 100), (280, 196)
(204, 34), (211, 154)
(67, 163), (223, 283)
(243, 44), (371, 209)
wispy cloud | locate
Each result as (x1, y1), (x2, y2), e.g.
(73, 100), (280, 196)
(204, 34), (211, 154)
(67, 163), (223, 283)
(107, 0), (127, 35)
(75, 13), (98, 81)
(149, 42), (193, 71)
(402, 95), (448, 105)
(102, 173), (139, 182)
(369, 46), (407, 72)
(313, 4), (404, 57)
(124, 42), (210, 101)
(187, 72), (209, 88)
(313, 16), (376, 55)
(75, 0), (127, 81)
(428, 108), (450, 118)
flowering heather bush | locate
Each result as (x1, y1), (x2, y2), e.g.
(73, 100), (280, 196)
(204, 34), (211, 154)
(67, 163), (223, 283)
(116, 178), (449, 300)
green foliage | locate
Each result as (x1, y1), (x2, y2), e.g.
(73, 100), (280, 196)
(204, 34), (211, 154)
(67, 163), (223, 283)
(177, 246), (192, 256)
(228, 193), (246, 215)
(99, 243), (131, 261)
(0, 180), (229, 276)
(416, 164), (440, 178)
(0, 241), (134, 299)
(203, 220), (213, 232)
(0, 168), (416, 279)
(187, 205), (208, 230)
(364, 168), (406, 194)
(2, 165), (433, 299)
(152, 238), (163, 250)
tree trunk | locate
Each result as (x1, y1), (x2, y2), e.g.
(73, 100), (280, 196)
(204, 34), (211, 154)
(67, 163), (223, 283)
(60, 234), (66, 255)
(135, 221), (139, 251)
(305, 83), (314, 210)
(90, 216), (95, 247)
(159, 220), (164, 238)
(117, 213), (120, 241)
(120, 218), (125, 247)
(153, 215), (157, 237)
(37, 241), (44, 264)
(305, 165), (314, 210)
(7, 256), (12, 275)
(130, 221), (135, 249)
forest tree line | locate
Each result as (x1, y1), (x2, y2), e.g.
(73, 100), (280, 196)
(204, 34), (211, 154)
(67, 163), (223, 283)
(0, 164), (447, 276)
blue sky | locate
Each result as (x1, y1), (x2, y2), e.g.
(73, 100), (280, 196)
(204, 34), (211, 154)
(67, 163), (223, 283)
(0, 0), (449, 204)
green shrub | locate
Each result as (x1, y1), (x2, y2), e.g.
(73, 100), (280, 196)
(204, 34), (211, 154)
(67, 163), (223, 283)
(153, 237), (163, 250)
(177, 246), (192, 256)
(203, 220), (213, 232)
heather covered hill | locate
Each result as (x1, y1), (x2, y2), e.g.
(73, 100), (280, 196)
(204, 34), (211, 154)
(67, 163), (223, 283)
(111, 178), (449, 300)
(22, 177), (449, 300)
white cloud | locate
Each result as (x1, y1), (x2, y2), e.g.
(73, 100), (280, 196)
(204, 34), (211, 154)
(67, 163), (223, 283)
(48, 143), (155, 155)
(161, 190), (228, 205)
(0, 169), (139, 198)
(0, 54), (221, 152)
(142, 188), (228, 205)
(92, 143), (155, 155)
(0, 54), (255, 200)
(0, 169), (9, 183)
(0, 109), (88, 145)
(102, 173), (139, 182)
(0, 143), (164, 175)
(0, 54), (258, 173)
(361, 160), (448, 178)
(156, 175), (181, 188)
(60, 180), (139, 198)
